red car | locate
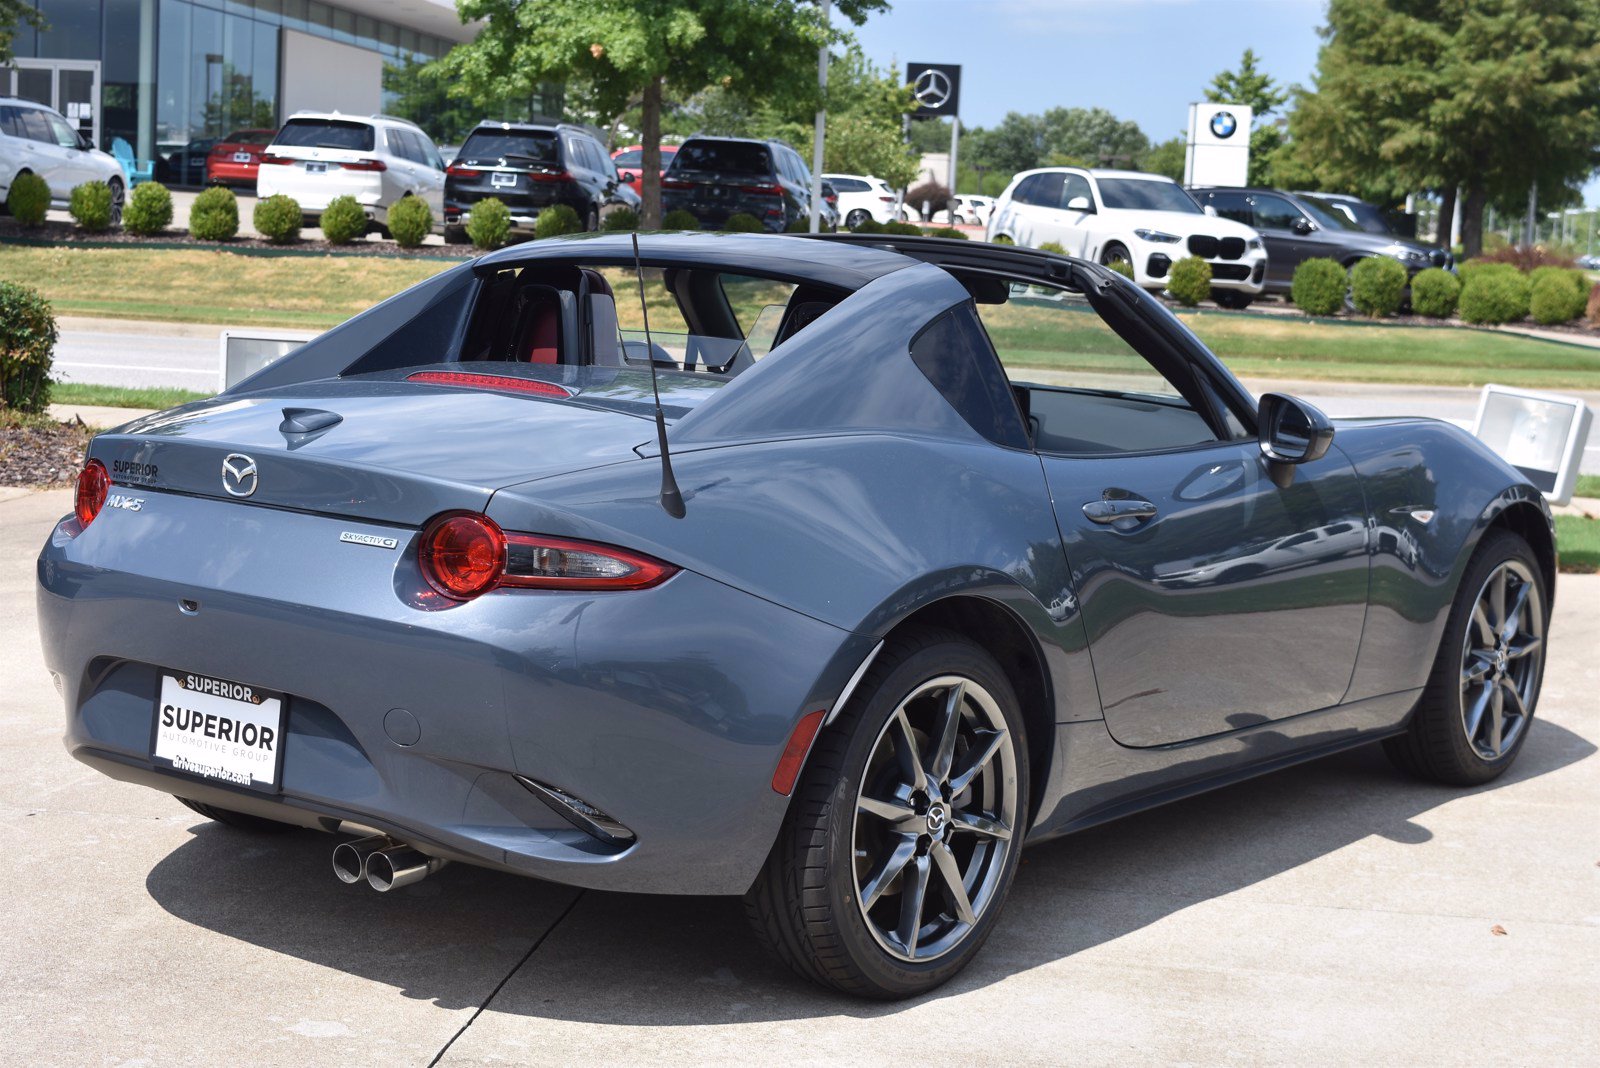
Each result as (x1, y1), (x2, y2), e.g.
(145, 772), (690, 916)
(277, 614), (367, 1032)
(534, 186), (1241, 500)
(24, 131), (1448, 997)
(205, 129), (277, 188)
(611, 143), (677, 196)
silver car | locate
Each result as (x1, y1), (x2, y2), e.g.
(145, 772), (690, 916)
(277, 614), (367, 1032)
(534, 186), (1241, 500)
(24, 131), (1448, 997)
(0, 96), (128, 221)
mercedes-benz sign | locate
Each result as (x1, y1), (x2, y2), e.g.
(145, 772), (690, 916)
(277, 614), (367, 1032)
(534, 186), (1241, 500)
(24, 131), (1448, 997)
(906, 62), (961, 119)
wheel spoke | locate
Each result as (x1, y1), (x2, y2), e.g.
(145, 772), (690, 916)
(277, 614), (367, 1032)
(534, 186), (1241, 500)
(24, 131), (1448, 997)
(1470, 603), (1495, 647)
(948, 728), (1006, 796)
(1461, 652), (1494, 687)
(1486, 685), (1505, 754)
(952, 810), (1012, 840)
(1500, 579), (1530, 644)
(1506, 636), (1542, 661)
(1463, 683), (1492, 744)
(889, 710), (927, 792)
(895, 854), (931, 956)
(1487, 567), (1508, 632)
(857, 795), (915, 824)
(930, 680), (966, 782)
(859, 834), (917, 910)
(1502, 680), (1529, 720)
(930, 840), (976, 925)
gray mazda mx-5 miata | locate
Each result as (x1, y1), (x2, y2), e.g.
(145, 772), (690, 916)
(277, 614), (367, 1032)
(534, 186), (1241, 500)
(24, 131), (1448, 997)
(38, 233), (1554, 998)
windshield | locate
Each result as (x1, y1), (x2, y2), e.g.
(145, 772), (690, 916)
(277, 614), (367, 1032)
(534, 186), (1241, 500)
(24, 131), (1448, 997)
(460, 129), (558, 164)
(672, 140), (772, 176)
(1097, 179), (1201, 214)
(223, 129), (274, 145)
(274, 119), (374, 152)
(1299, 195), (1362, 231)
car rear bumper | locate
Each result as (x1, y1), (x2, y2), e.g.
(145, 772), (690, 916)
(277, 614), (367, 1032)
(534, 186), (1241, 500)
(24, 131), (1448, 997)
(206, 161), (258, 185)
(257, 170), (385, 214)
(36, 494), (864, 895)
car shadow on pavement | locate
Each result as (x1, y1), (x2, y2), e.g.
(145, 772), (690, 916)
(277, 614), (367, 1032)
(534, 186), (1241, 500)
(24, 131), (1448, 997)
(145, 721), (1594, 1021)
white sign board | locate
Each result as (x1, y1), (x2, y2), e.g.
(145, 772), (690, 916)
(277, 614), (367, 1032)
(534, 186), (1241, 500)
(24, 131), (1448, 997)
(1472, 384), (1592, 506)
(1185, 103), (1253, 187)
(219, 329), (318, 391)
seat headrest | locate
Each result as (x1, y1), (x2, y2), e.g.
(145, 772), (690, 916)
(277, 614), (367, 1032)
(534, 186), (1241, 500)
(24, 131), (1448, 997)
(590, 294), (622, 366)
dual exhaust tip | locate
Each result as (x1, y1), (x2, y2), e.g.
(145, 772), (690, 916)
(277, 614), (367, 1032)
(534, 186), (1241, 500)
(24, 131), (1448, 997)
(331, 835), (447, 892)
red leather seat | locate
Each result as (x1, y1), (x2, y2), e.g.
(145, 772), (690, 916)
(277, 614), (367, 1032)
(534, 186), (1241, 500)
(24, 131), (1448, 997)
(525, 301), (559, 364)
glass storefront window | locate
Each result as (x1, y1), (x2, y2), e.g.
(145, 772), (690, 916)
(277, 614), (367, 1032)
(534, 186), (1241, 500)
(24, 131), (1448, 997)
(36, 0), (104, 60)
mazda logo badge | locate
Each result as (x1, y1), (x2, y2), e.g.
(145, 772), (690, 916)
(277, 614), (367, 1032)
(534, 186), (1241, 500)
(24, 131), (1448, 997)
(1210, 110), (1238, 139)
(913, 68), (952, 110)
(221, 453), (258, 498)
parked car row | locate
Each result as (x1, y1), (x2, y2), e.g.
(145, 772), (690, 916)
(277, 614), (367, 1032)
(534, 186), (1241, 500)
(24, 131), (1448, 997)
(987, 165), (1451, 308)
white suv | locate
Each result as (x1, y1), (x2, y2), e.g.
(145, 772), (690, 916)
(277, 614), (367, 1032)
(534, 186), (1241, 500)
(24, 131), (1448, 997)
(822, 173), (903, 228)
(258, 112), (444, 231)
(988, 168), (1268, 307)
(1, 97), (127, 220)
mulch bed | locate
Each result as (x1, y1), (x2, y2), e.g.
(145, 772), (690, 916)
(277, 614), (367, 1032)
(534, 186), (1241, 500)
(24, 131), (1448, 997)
(0, 417), (94, 488)
(0, 217), (475, 259)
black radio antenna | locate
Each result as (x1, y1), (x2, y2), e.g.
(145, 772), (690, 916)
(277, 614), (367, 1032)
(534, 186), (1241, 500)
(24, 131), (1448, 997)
(631, 232), (686, 518)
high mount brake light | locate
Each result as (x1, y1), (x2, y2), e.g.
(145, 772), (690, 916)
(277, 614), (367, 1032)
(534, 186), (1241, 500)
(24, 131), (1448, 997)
(418, 514), (678, 600)
(75, 460), (109, 528)
(406, 371), (574, 398)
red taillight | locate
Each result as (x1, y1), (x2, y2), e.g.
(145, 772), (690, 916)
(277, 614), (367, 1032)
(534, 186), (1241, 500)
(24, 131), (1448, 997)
(75, 459), (109, 528)
(340, 158), (387, 172)
(740, 183), (782, 196)
(418, 513), (678, 600)
(406, 371), (573, 398)
(771, 709), (827, 794)
(878, 195), (895, 203)
(527, 170), (571, 183)
(660, 179), (692, 190)
(446, 164), (481, 177)
(260, 154), (292, 166)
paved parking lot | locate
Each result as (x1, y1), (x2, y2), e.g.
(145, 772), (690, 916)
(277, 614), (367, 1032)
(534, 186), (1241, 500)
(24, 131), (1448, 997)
(1, 486), (1596, 1065)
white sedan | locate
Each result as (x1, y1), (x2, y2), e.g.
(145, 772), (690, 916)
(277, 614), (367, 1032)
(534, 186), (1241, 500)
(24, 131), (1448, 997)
(987, 167), (1268, 307)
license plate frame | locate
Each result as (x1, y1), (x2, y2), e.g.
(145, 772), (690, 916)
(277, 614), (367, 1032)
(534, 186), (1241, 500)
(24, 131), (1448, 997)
(233, 151), (252, 163)
(150, 671), (287, 794)
(304, 161), (327, 174)
(490, 171), (518, 188)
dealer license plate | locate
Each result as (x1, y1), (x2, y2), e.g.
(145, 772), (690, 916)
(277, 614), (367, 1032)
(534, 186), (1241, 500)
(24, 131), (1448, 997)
(491, 171), (517, 188)
(151, 672), (285, 793)
(233, 152), (252, 163)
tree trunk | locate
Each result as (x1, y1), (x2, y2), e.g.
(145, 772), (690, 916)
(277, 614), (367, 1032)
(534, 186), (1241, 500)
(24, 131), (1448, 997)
(1436, 185), (1457, 249)
(640, 74), (664, 230)
(1460, 185), (1487, 259)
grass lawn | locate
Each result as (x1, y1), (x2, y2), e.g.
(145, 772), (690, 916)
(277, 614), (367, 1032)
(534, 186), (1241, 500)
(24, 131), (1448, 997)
(50, 382), (211, 410)
(1555, 515), (1600, 572)
(1575, 474), (1600, 498)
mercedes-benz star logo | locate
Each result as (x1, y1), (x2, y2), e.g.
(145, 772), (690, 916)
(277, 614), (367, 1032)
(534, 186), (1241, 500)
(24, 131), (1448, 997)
(221, 453), (258, 498)
(1210, 110), (1238, 139)
(913, 68), (952, 110)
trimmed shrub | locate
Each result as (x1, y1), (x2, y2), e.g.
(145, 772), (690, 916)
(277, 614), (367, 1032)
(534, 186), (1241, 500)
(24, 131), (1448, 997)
(1455, 258), (1520, 288)
(1409, 268), (1460, 318)
(465, 197), (511, 250)
(6, 172), (49, 226)
(926, 226), (968, 240)
(851, 217), (883, 234)
(601, 207), (639, 232)
(1291, 257), (1348, 316)
(535, 203), (582, 239)
(388, 195), (433, 248)
(1588, 284), (1600, 327)
(1458, 270), (1531, 325)
(68, 181), (114, 232)
(1108, 259), (1134, 279)
(1527, 266), (1587, 320)
(188, 185), (239, 241)
(1530, 273), (1583, 324)
(905, 180), (952, 220)
(784, 216), (810, 232)
(319, 195), (367, 244)
(661, 208), (700, 231)
(1036, 241), (1066, 254)
(1349, 255), (1408, 317)
(0, 280), (58, 414)
(122, 182), (173, 236)
(252, 194), (301, 244)
(991, 233), (1015, 245)
(722, 212), (764, 233)
(1167, 257), (1212, 306)
(882, 220), (923, 236)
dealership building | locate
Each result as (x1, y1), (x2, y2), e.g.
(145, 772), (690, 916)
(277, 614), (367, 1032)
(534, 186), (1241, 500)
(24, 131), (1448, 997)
(4, 0), (479, 169)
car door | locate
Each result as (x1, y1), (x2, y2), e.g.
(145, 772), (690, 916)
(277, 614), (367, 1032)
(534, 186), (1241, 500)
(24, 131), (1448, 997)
(974, 277), (1369, 747)
(1247, 192), (1318, 286)
(17, 106), (69, 196)
(413, 131), (447, 218)
(1021, 171), (1067, 247)
(1054, 172), (1098, 257)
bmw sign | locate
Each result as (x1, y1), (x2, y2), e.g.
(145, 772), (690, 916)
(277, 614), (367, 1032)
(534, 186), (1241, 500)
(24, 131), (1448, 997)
(906, 62), (961, 119)
(1209, 110), (1238, 139)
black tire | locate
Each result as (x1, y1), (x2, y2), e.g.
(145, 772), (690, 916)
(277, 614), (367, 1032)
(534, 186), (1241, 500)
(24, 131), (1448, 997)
(1211, 289), (1253, 310)
(176, 796), (296, 833)
(744, 626), (1030, 998)
(586, 207), (599, 232)
(444, 225), (470, 245)
(1384, 529), (1548, 785)
(107, 177), (124, 227)
(1100, 242), (1132, 271)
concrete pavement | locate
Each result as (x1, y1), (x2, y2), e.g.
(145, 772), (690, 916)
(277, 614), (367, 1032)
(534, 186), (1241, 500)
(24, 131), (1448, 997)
(0, 486), (1595, 1064)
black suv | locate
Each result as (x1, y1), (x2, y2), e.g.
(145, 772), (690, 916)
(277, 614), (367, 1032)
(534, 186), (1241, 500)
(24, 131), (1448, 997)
(443, 122), (639, 242)
(661, 136), (820, 232)
(1188, 186), (1451, 294)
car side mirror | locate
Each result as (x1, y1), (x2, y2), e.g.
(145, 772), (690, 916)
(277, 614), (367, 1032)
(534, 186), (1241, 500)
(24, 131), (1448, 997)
(1292, 217), (1313, 235)
(1065, 195), (1093, 212)
(1258, 393), (1334, 484)
(620, 171), (635, 183)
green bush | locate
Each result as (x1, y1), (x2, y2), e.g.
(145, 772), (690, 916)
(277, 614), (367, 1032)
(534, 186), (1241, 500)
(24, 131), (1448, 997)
(466, 197), (512, 250)
(122, 182), (173, 236)
(1291, 257), (1348, 316)
(188, 185), (239, 241)
(1458, 270), (1531, 324)
(1108, 259), (1134, 279)
(721, 212), (765, 233)
(535, 203), (582, 239)
(1409, 268), (1460, 318)
(1167, 256), (1212, 306)
(1036, 241), (1066, 254)
(785, 216), (811, 232)
(1456, 258), (1520, 288)
(851, 217), (883, 234)
(601, 208), (639, 232)
(1348, 255), (1408, 317)
(319, 195), (367, 244)
(5, 172), (49, 227)
(991, 233), (1015, 245)
(387, 195), (433, 248)
(882, 220), (923, 236)
(661, 208), (700, 231)
(252, 194), (301, 244)
(926, 226), (969, 240)
(1527, 266), (1587, 320)
(1529, 273), (1582, 324)
(68, 181), (114, 232)
(0, 280), (57, 413)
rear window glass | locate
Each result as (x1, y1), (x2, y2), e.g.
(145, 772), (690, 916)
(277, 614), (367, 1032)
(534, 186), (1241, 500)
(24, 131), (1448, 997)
(612, 149), (642, 168)
(460, 130), (558, 164)
(829, 177), (870, 192)
(274, 119), (374, 152)
(224, 129), (274, 144)
(672, 140), (772, 176)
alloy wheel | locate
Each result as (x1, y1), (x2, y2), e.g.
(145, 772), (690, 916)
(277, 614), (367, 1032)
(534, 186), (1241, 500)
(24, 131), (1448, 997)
(851, 675), (1018, 963)
(109, 179), (124, 227)
(1459, 559), (1543, 760)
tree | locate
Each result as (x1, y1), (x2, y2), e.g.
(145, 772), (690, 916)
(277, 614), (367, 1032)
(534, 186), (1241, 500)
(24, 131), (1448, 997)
(963, 112), (1046, 174)
(1142, 136), (1187, 182)
(440, 0), (888, 227)
(0, 0), (45, 66)
(1205, 48), (1289, 186)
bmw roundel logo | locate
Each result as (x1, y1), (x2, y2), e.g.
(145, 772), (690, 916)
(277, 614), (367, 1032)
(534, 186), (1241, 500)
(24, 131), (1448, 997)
(1210, 110), (1238, 139)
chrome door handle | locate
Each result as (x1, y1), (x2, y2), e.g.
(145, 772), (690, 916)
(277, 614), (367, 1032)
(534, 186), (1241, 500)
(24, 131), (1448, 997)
(1082, 498), (1158, 524)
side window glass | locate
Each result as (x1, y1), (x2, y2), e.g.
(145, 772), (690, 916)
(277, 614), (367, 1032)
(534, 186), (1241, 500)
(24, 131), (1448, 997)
(1012, 175), (1039, 206)
(909, 305), (1030, 449)
(1033, 172), (1064, 210)
(419, 134), (444, 171)
(1207, 191), (1252, 225)
(1250, 193), (1304, 231)
(389, 129), (414, 163)
(46, 111), (81, 149)
(0, 106), (17, 137)
(20, 109), (54, 145)
(1062, 173), (1093, 210)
